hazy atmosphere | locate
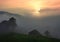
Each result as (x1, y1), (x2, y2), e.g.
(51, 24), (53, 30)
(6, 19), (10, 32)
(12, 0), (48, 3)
(0, 0), (60, 42)
(0, 0), (60, 17)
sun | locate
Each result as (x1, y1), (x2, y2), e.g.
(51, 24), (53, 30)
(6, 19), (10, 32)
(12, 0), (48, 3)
(32, 10), (40, 17)
(28, 0), (41, 17)
(32, 7), (40, 17)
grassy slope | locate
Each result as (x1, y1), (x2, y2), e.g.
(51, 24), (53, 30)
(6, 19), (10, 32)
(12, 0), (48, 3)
(0, 33), (60, 42)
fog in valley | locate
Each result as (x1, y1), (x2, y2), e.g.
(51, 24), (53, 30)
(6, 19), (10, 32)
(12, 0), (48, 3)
(0, 8), (60, 38)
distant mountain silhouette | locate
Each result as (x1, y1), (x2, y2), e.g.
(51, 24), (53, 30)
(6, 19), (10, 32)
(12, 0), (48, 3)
(0, 11), (9, 14)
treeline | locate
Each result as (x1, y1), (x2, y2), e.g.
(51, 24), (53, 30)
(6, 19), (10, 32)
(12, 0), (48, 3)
(0, 17), (17, 34)
(28, 29), (50, 37)
(0, 17), (50, 37)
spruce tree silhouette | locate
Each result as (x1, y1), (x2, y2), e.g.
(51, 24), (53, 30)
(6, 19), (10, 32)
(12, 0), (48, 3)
(29, 29), (41, 36)
(44, 30), (50, 37)
(0, 17), (17, 34)
(6, 17), (17, 37)
(8, 17), (17, 33)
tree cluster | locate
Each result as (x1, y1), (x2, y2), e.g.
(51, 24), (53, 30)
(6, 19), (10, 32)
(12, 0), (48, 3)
(0, 17), (17, 34)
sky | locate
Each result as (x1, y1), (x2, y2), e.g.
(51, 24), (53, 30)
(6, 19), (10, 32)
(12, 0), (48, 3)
(0, 0), (60, 17)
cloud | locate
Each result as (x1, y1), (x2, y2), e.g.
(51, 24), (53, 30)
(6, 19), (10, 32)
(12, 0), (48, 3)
(40, 8), (60, 16)
(0, 0), (60, 9)
(0, 8), (33, 17)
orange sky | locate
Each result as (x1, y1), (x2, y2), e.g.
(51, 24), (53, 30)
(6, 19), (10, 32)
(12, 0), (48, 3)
(0, 0), (60, 17)
(0, 0), (60, 9)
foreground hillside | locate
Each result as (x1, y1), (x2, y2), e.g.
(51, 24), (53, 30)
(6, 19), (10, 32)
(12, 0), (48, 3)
(0, 33), (60, 42)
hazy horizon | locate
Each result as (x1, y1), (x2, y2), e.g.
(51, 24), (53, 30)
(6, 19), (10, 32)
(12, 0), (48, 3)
(0, 0), (60, 39)
(0, 0), (60, 17)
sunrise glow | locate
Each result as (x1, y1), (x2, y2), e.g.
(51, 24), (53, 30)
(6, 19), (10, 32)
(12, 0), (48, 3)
(0, 0), (60, 17)
(28, 0), (42, 17)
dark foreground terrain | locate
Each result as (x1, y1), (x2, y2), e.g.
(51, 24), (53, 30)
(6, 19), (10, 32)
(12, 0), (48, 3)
(0, 33), (60, 42)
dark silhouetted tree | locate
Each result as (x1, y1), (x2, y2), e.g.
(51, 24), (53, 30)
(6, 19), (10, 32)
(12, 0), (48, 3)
(8, 17), (17, 33)
(9, 17), (16, 22)
(44, 30), (50, 37)
(0, 20), (8, 34)
(0, 17), (17, 34)
(28, 29), (41, 36)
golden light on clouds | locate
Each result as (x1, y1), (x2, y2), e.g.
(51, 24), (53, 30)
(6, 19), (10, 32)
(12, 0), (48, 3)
(28, 0), (42, 17)
(29, 0), (41, 10)
(0, 0), (60, 17)
(32, 12), (40, 17)
(0, 0), (60, 9)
